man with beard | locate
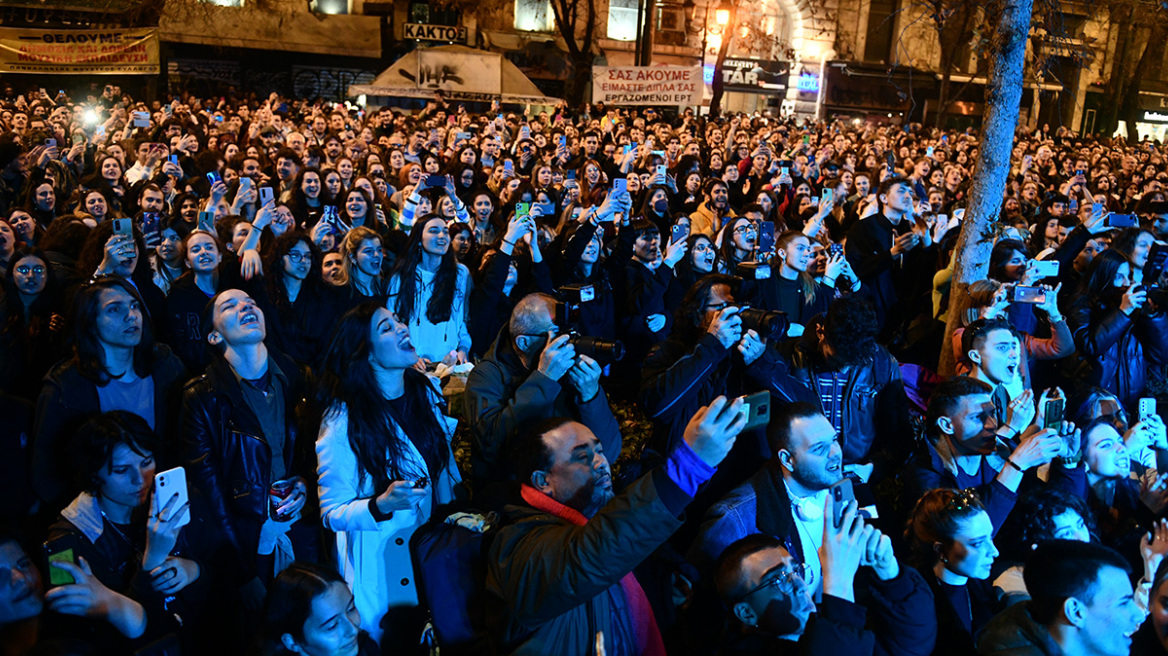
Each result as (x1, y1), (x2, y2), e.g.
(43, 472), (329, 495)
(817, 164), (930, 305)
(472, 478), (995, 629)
(904, 376), (1062, 531)
(486, 397), (747, 655)
(690, 179), (735, 238)
(689, 404), (846, 596)
(711, 529), (935, 656)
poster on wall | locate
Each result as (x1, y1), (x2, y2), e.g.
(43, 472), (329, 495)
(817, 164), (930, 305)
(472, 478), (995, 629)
(592, 66), (702, 106)
(416, 48), (501, 96)
(721, 58), (790, 94)
(0, 27), (159, 74)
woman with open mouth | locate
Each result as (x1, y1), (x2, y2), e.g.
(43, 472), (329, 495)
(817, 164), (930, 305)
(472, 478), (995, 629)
(316, 303), (462, 652)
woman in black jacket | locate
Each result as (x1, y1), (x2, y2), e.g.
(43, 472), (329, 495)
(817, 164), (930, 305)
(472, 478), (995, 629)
(468, 215), (552, 358)
(0, 248), (65, 399)
(907, 488), (1003, 656)
(251, 231), (342, 370)
(32, 276), (186, 510)
(1068, 249), (1168, 410)
(47, 412), (221, 653)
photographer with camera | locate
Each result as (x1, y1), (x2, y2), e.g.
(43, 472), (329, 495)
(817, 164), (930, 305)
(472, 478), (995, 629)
(465, 292), (621, 493)
(641, 274), (785, 506)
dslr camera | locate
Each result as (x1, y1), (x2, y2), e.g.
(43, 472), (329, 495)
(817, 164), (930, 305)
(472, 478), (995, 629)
(730, 304), (789, 341)
(554, 284), (625, 365)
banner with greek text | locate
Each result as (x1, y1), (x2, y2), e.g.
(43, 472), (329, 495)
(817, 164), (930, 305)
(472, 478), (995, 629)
(0, 27), (159, 75)
(592, 66), (702, 106)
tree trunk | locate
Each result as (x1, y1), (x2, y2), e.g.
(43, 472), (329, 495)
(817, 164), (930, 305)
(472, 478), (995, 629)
(1120, 20), (1168, 142)
(707, 7), (737, 118)
(565, 50), (594, 107)
(1099, 6), (1136, 136)
(937, 0), (1034, 376)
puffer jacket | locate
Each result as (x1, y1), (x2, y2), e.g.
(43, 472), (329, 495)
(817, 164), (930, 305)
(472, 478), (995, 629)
(178, 350), (314, 582)
(1067, 298), (1168, 409)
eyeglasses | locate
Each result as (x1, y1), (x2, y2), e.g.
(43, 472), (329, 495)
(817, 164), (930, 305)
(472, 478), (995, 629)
(284, 251), (311, 263)
(733, 225), (757, 235)
(16, 265), (45, 275)
(736, 562), (809, 601)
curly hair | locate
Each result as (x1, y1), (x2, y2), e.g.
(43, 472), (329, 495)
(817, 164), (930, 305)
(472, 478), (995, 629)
(1009, 487), (1096, 558)
(821, 295), (878, 366)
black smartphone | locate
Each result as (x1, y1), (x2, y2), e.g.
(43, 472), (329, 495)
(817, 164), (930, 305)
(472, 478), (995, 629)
(830, 478), (856, 529)
(671, 224), (687, 245)
(829, 243), (844, 257)
(414, 477), (430, 489)
(425, 174), (446, 188)
(205, 171), (222, 185)
(1043, 397), (1065, 430)
(739, 390), (771, 432)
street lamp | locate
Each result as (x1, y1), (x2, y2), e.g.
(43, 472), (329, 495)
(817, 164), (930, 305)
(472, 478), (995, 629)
(715, 3), (730, 25)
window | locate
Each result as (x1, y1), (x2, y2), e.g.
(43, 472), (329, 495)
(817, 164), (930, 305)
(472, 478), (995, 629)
(864, 0), (897, 64)
(310, 0), (348, 14)
(411, 0), (460, 24)
(608, 0), (639, 41)
(515, 0), (555, 32)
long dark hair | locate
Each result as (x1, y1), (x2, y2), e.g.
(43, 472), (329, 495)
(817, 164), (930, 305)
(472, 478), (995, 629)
(391, 214), (460, 324)
(70, 276), (158, 385)
(1079, 249), (1130, 304)
(3, 247), (59, 335)
(318, 302), (451, 490)
(263, 231), (323, 317)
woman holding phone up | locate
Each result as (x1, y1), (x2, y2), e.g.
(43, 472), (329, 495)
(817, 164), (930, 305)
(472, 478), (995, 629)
(315, 303), (461, 652)
(46, 411), (220, 651)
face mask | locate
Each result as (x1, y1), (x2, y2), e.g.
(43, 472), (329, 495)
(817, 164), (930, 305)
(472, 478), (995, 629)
(653, 198), (669, 215)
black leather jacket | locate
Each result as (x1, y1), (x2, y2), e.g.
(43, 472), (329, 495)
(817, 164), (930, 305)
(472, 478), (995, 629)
(179, 350), (314, 582)
(1068, 297), (1168, 409)
(758, 339), (911, 467)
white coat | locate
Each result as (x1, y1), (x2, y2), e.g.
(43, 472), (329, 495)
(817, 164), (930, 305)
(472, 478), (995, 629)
(315, 397), (460, 645)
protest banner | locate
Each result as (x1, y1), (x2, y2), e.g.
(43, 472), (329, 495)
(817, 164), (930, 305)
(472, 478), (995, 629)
(592, 66), (702, 106)
(0, 27), (159, 74)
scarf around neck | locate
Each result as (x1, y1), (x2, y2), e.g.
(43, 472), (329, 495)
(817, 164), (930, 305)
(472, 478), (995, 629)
(520, 484), (667, 656)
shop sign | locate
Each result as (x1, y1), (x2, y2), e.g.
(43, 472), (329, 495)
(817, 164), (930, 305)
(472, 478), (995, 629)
(404, 23), (468, 43)
(721, 58), (790, 94)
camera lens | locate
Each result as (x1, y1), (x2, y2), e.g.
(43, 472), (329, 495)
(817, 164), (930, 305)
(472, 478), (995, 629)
(569, 336), (625, 365)
(738, 308), (789, 341)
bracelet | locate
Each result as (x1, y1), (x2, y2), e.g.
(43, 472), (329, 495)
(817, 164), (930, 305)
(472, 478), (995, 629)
(1005, 458), (1024, 473)
(502, 239), (516, 247)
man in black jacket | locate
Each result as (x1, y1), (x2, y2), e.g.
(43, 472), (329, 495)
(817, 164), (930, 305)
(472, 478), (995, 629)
(844, 176), (934, 342)
(179, 289), (317, 610)
(713, 527), (935, 656)
(757, 295), (912, 477)
(641, 274), (773, 504)
(465, 292), (621, 492)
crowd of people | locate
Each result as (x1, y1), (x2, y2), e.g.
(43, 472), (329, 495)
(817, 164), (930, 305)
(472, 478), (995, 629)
(1, 79), (1168, 656)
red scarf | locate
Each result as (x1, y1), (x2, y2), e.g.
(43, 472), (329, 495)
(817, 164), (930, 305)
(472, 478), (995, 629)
(520, 484), (667, 656)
